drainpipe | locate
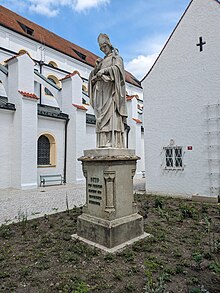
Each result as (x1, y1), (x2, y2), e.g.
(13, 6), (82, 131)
(125, 123), (130, 148)
(63, 117), (70, 183)
(39, 60), (43, 104)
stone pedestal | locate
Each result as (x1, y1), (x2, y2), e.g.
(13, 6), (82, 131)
(74, 148), (148, 252)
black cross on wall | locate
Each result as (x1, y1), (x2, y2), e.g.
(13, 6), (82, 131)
(196, 36), (206, 52)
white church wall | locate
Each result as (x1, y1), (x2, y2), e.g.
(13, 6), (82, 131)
(0, 111), (13, 188)
(20, 97), (38, 189)
(142, 0), (220, 197)
(140, 132), (145, 175)
(6, 53), (38, 189)
(0, 30), (8, 49)
(0, 8), (145, 189)
(37, 117), (65, 185)
(86, 124), (96, 149)
(75, 109), (87, 183)
(1, 27), (37, 59)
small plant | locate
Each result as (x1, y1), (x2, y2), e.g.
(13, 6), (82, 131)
(125, 282), (135, 292)
(217, 204), (220, 217)
(175, 264), (184, 274)
(154, 197), (163, 209)
(113, 270), (123, 281)
(144, 272), (165, 293)
(157, 207), (170, 221)
(118, 249), (135, 262)
(0, 224), (12, 239)
(66, 193), (70, 215)
(209, 261), (220, 273)
(179, 203), (197, 219)
(104, 252), (115, 262)
(62, 233), (72, 241)
(52, 207), (59, 211)
(140, 201), (149, 218)
(204, 215), (218, 253)
(189, 276), (199, 285)
(200, 206), (208, 215)
(0, 271), (10, 279)
(17, 210), (28, 235)
(19, 266), (30, 278)
(74, 281), (88, 293)
(203, 252), (212, 260)
(164, 266), (175, 276)
(173, 249), (182, 258)
(192, 252), (203, 270)
(145, 258), (161, 272)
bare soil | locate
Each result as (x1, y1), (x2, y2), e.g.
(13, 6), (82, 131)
(0, 194), (219, 293)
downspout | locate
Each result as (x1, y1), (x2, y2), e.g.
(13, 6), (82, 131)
(63, 117), (70, 183)
(39, 60), (43, 104)
(125, 123), (130, 148)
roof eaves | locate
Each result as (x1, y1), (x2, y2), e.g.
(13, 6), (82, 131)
(0, 5), (141, 88)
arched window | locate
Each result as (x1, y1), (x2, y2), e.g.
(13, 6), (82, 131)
(18, 49), (27, 54)
(18, 49), (32, 58)
(44, 75), (60, 96)
(48, 61), (58, 68)
(37, 134), (56, 166)
(38, 135), (50, 165)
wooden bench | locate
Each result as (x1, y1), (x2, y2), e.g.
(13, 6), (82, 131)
(40, 174), (63, 187)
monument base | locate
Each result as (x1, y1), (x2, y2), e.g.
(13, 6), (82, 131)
(72, 232), (150, 253)
(75, 148), (147, 252)
(76, 213), (145, 249)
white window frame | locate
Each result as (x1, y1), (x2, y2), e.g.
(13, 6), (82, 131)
(163, 145), (184, 170)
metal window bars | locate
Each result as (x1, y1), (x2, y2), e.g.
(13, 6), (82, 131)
(163, 145), (183, 170)
(37, 135), (50, 165)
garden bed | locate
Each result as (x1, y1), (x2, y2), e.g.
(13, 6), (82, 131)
(0, 194), (219, 292)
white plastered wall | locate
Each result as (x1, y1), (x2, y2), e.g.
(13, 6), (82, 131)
(0, 111), (14, 188)
(37, 117), (65, 185)
(142, 0), (220, 196)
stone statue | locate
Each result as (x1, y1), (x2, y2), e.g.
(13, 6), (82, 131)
(88, 33), (127, 148)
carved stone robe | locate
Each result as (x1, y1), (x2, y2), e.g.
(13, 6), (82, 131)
(88, 51), (127, 148)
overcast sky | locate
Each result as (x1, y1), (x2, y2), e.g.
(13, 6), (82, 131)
(1, 0), (190, 80)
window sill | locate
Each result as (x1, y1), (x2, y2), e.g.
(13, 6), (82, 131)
(164, 167), (184, 171)
(37, 164), (56, 168)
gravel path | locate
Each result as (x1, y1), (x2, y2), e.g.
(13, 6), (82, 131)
(0, 179), (145, 225)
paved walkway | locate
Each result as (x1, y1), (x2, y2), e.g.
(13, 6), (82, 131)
(0, 178), (145, 225)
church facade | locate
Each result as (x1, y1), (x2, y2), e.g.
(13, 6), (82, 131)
(142, 0), (220, 200)
(0, 5), (144, 190)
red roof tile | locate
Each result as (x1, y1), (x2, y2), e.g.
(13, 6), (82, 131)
(72, 104), (87, 111)
(18, 90), (39, 100)
(60, 70), (81, 81)
(132, 118), (142, 124)
(0, 5), (141, 88)
(126, 94), (139, 101)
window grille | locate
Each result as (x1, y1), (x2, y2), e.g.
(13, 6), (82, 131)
(164, 146), (183, 170)
(38, 135), (50, 165)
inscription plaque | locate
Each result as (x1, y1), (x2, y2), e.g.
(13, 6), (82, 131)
(88, 177), (103, 206)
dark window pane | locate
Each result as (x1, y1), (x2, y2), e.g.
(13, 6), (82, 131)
(38, 135), (50, 165)
(175, 147), (182, 167)
(165, 148), (173, 167)
(45, 87), (53, 96)
(45, 77), (56, 96)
